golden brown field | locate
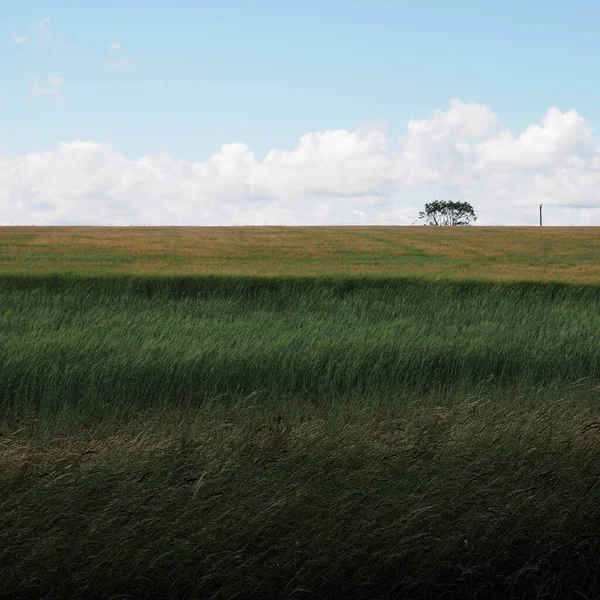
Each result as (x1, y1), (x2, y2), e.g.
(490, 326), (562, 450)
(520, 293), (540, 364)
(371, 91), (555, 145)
(1, 225), (600, 281)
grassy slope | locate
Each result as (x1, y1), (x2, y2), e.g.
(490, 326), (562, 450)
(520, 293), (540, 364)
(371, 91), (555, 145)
(3, 227), (600, 598)
(2, 225), (600, 281)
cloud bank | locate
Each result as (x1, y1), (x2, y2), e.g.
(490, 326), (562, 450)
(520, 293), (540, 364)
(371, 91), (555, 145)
(2, 99), (600, 226)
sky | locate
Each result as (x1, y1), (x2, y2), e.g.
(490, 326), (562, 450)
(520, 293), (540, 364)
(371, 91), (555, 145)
(2, 0), (600, 226)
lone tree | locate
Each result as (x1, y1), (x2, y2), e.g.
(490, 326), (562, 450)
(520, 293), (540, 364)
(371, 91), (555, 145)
(419, 200), (477, 226)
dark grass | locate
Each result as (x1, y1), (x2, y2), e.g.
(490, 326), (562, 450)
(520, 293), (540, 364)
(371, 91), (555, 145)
(4, 400), (600, 599)
(2, 274), (600, 598)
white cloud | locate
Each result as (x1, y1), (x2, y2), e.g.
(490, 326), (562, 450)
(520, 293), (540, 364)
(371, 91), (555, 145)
(103, 55), (135, 70)
(103, 42), (134, 69)
(475, 108), (596, 171)
(32, 83), (58, 96)
(31, 17), (51, 47)
(47, 72), (64, 86)
(32, 72), (64, 97)
(11, 17), (74, 50)
(10, 33), (28, 45)
(1, 99), (600, 226)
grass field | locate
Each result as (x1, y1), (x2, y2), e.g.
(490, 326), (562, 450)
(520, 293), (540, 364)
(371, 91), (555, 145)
(2, 227), (600, 598)
(2, 225), (600, 281)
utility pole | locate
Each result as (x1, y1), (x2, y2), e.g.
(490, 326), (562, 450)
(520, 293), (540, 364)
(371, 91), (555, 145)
(539, 204), (543, 226)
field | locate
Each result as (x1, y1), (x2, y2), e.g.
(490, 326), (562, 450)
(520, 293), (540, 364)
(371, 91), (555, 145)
(2, 227), (600, 599)
(2, 225), (600, 281)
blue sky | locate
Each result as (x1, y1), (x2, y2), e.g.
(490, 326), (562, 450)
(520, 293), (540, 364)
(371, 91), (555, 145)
(3, 0), (599, 159)
(2, 0), (600, 225)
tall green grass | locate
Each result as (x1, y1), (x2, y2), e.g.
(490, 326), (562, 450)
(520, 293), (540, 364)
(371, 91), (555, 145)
(1, 275), (600, 430)
(3, 274), (600, 598)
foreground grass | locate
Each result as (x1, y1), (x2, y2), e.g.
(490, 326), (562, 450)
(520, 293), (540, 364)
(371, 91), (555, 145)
(2, 226), (600, 282)
(3, 398), (600, 599)
(3, 274), (600, 598)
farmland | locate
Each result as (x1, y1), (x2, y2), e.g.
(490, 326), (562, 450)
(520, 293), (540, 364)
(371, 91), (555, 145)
(2, 227), (600, 599)
(2, 225), (600, 281)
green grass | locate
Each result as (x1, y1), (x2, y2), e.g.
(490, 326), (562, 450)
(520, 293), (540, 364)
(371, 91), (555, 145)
(2, 274), (600, 598)
(2, 275), (600, 429)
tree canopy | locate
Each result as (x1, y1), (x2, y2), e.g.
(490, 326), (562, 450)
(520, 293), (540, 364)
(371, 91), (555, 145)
(419, 200), (477, 226)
